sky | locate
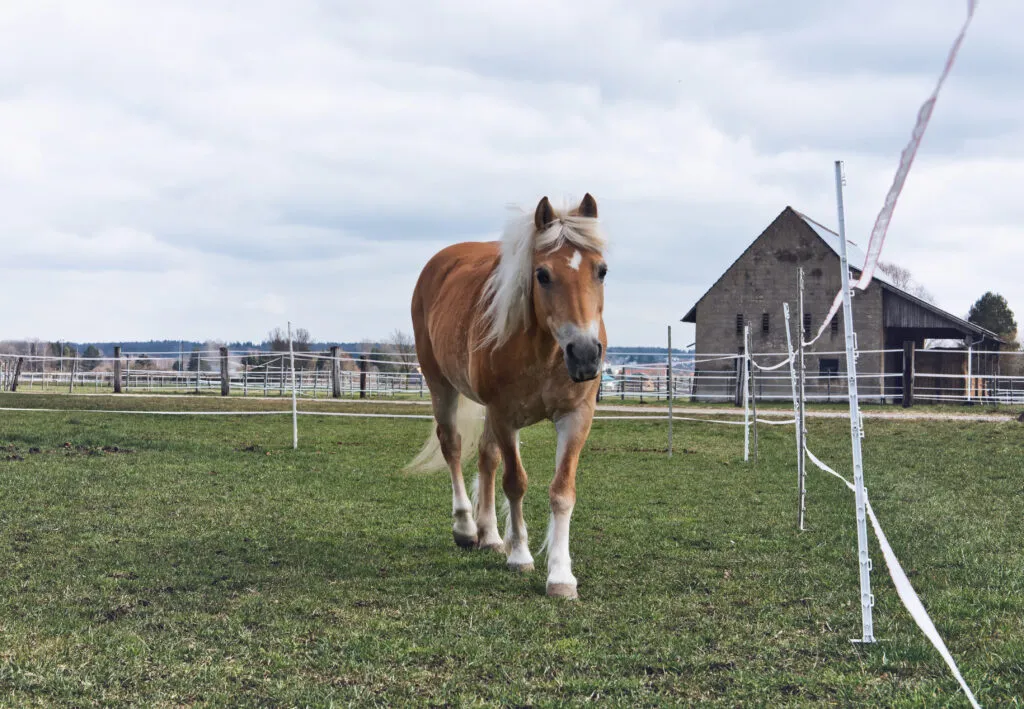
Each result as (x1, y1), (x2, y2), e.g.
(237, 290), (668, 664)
(1, 0), (1021, 347)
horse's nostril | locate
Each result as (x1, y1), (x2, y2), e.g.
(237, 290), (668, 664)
(566, 343), (576, 360)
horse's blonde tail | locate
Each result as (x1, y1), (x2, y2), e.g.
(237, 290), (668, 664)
(403, 395), (486, 474)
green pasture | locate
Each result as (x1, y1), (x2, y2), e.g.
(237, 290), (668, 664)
(0, 393), (1020, 706)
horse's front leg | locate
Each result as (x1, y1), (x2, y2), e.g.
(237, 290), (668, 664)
(546, 407), (594, 599)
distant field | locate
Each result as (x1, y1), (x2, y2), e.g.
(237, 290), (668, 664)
(0, 393), (1021, 706)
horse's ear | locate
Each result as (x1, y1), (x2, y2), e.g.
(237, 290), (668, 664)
(534, 196), (555, 231)
(578, 193), (598, 218)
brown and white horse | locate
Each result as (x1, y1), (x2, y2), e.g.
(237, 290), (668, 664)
(405, 194), (608, 599)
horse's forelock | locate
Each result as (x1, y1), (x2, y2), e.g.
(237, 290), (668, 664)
(535, 214), (606, 255)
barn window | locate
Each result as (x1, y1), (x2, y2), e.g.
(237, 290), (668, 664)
(735, 314), (744, 336)
(762, 313), (770, 335)
(819, 358), (840, 376)
(803, 313), (812, 339)
(831, 316), (840, 335)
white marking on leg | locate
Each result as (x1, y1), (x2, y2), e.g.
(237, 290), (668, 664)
(474, 473), (503, 549)
(504, 496), (534, 569)
(544, 506), (576, 587)
(554, 412), (579, 466)
(452, 473), (475, 540)
(543, 412), (583, 589)
(567, 250), (582, 271)
(453, 473), (472, 516)
(502, 500), (513, 551)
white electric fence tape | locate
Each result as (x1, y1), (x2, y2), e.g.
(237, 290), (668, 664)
(803, 447), (981, 708)
(806, 0), (979, 347)
(751, 356), (794, 372)
(756, 417), (797, 426)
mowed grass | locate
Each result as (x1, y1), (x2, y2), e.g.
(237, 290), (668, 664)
(0, 393), (1021, 707)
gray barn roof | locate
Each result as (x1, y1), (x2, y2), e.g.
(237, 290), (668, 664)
(681, 206), (1001, 343)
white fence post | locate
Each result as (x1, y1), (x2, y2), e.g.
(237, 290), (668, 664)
(667, 325), (673, 458)
(288, 322), (298, 450)
(783, 303), (807, 531)
(797, 269), (808, 530)
(834, 160), (874, 644)
(743, 326), (751, 462)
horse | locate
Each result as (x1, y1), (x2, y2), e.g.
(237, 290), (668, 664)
(404, 193), (608, 599)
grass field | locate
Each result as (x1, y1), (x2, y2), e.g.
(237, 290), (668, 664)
(0, 392), (1021, 706)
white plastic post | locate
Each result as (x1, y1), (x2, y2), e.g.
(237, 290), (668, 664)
(743, 325), (751, 462)
(783, 303), (806, 530)
(667, 325), (673, 458)
(834, 160), (875, 643)
(966, 345), (973, 403)
(288, 322), (298, 450)
(797, 268), (808, 530)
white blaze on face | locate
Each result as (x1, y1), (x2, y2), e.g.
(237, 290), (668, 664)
(550, 319), (601, 349)
(567, 250), (582, 271)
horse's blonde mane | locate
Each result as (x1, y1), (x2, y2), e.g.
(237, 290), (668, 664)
(480, 201), (606, 349)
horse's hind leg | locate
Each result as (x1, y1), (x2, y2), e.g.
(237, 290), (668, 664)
(432, 387), (477, 548)
(473, 420), (504, 552)
(493, 418), (535, 573)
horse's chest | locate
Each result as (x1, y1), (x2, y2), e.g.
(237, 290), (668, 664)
(492, 368), (586, 427)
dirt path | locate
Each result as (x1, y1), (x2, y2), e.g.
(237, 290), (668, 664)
(594, 403), (1018, 423)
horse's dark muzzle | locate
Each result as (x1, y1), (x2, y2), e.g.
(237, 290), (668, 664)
(565, 339), (603, 383)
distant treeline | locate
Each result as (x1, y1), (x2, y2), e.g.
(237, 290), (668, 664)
(0, 339), (371, 358)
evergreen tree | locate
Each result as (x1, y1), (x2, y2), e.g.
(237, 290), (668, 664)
(81, 345), (101, 372)
(186, 347), (205, 372)
(967, 292), (1018, 345)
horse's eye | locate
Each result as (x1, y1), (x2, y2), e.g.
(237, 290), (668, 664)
(536, 268), (552, 287)
(597, 264), (608, 282)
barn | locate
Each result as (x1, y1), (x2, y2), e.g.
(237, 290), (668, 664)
(681, 206), (1003, 403)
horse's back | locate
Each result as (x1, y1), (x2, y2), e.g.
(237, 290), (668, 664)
(411, 242), (498, 396)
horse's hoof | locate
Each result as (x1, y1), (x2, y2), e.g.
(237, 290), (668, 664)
(546, 583), (578, 599)
(453, 532), (476, 549)
(507, 561), (535, 573)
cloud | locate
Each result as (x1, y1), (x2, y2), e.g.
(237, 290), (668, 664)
(0, 0), (1020, 347)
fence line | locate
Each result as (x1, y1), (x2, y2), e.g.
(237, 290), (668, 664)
(3, 347), (1023, 406)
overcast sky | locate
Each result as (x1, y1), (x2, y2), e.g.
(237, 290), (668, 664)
(2, 1), (1020, 347)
